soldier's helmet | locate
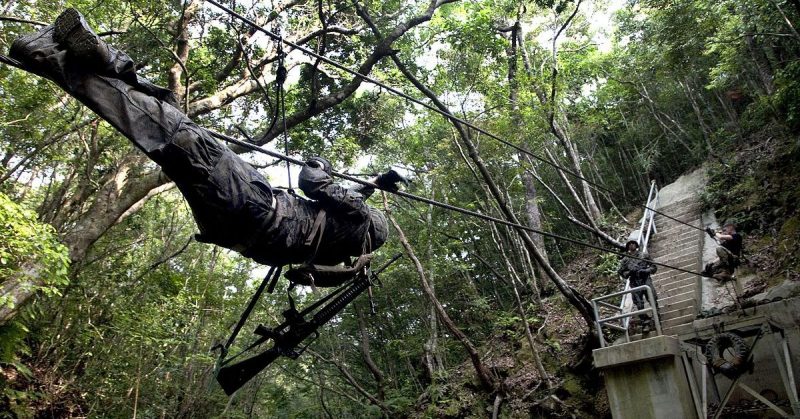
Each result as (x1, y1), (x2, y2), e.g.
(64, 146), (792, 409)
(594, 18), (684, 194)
(368, 208), (388, 251)
(307, 156), (333, 175)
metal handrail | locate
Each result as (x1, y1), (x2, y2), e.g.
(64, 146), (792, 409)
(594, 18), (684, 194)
(639, 180), (659, 254)
(593, 285), (662, 347)
(636, 181), (657, 250)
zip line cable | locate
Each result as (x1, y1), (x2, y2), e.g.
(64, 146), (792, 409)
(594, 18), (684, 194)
(0, 5), (705, 234)
(206, 127), (707, 279)
(202, 0), (707, 234)
(0, 28), (707, 275)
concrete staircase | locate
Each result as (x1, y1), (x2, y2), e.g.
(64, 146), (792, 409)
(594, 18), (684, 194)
(649, 197), (703, 336)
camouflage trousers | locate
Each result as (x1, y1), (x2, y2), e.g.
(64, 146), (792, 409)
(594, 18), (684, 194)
(707, 246), (739, 282)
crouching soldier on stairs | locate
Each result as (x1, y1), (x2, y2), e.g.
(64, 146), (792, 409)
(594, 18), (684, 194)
(618, 240), (659, 333)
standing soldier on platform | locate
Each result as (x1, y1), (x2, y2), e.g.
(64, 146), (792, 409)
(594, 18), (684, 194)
(618, 240), (659, 333)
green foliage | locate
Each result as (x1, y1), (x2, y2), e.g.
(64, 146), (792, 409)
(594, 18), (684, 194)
(0, 193), (70, 308)
(0, 0), (798, 416)
(774, 62), (800, 131)
(0, 322), (28, 364)
(0, 195), (68, 416)
(594, 253), (619, 278)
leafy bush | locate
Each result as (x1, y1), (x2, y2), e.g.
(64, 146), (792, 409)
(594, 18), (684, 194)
(594, 253), (620, 278)
(0, 194), (69, 415)
(0, 193), (70, 321)
(774, 62), (800, 131)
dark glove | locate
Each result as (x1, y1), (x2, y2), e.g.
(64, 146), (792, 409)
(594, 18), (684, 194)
(305, 156), (332, 175)
(375, 169), (410, 192)
(705, 227), (716, 239)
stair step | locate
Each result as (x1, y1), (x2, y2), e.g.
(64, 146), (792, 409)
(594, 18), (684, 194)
(657, 278), (696, 292)
(655, 210), (702, 223)
(655, 218), (702, 231)
(652, 235), (702, 249)
(661, 313), (696, 329)
(653, 273), (696, 283)
(654, 249), (700, 263)
(651, 249), (700, 260)
(654, 198), (701, 213)
(658, 285), (696, 301)
(656, 273), (694, 285)
(660, 288), (696, 302)
(656, 255), (700, 269)
(656, 205), (700, 223)
(649, 235), (702, 252)
(659, 300), (696, 321)
(654, 224), (703, 237)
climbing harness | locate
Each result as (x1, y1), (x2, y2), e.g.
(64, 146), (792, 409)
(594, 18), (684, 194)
(214, 252), (402, 395)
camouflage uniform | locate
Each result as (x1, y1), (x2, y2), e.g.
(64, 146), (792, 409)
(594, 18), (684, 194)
(618, 252), (659, 320)
(704, 232), (742, 282)
(10, 10), (388, 269)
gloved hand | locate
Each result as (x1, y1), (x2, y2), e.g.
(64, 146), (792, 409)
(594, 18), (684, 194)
(705, 227), (716, 238)
(375, 169), (410, 192)
(305, 156), (332, 175)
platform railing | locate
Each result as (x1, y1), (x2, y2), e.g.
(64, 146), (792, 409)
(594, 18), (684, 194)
(593, 285), (662, 347)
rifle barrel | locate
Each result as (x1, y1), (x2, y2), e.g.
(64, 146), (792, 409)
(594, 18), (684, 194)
(216, 348), (280, 395)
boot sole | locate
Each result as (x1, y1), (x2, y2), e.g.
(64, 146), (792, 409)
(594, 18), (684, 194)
(54, 8), (102, 62)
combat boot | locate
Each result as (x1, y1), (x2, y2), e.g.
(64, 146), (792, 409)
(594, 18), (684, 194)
(54, 8), (112, 67)
(701, 262), (714, 277)
(53, 8), (179, 108)
(639, 315), (652, 334)
(712, 269), (734, 283)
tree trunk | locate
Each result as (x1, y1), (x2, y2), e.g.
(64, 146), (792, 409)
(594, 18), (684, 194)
(551, 123), (603, 221)
(743, 26), (775, 95)
(0, 261), (43, 324)
(355, 304), (386, 401)
(424, 186), (442, 377)
(383, 195), (496, 392)
(382, 43), (595, 328)
(505, 21), (549, 266)
(309, 350), (392, 414)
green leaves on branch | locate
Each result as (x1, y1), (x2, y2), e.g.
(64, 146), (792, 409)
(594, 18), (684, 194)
(0, 193), (70, 308)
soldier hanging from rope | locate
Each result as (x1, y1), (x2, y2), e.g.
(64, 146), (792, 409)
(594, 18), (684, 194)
(702, 221), (743, 282)
(10, 9), (408, 281)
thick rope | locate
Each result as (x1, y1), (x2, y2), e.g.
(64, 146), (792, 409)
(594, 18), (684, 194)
(202, 0), (707, 234)
(207, 128), (708, 278)
(0, 32), (706, 274)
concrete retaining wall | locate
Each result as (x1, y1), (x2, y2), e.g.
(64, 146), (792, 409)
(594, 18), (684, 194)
(594, 336), (698, 419)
